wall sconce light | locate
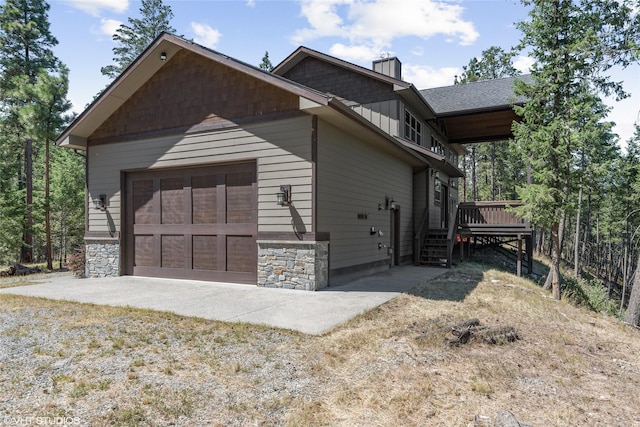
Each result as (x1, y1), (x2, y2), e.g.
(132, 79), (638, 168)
(430, 169), (440, 179)
(276, 185), (291, 206)
(160, 52), (167, 62)
(92, 194), (107, 211)
(389, 199), (397, 210)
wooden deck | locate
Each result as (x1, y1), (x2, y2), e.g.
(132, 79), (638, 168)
(456, 201), (533, 276)
(458, 201), (532, 237)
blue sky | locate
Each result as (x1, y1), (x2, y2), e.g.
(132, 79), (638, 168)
(47, 0), (639, 144)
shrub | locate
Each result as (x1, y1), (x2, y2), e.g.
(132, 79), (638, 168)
(67, 247), (85, 278)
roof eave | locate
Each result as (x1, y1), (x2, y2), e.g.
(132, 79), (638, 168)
(55, 34), (330, 149)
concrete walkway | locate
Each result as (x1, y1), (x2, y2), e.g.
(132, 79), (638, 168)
(0, 266), (446, 335)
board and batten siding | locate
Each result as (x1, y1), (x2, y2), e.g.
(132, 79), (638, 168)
(316, 119), (414, 273)
(87, 116), (314, 235)
(350, 100), (400, 138)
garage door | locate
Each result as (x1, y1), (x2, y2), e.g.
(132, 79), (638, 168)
(124, 162), (257, 283)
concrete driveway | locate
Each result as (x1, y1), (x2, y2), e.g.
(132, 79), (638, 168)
(0, 266), (446, 335)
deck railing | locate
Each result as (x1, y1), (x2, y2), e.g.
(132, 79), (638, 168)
(458, 201), (531, 236)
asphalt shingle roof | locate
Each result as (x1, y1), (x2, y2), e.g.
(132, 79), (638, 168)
(421, 75), (532, 115)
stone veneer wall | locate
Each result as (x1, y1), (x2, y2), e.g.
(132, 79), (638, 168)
(257, 240), (329, 291)
(85, 239), (120, 278)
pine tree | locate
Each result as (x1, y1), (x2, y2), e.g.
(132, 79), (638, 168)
(101, 0), (177, 79)
(454, 46), (518, 85)
(0, 0), (70, 264)
(512, 0), (635, 299)
(259, 51), (274, 72)
(455, 46), (522, 201)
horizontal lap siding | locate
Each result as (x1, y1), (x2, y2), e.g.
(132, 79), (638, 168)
(316, 119), (413, 270)
(88, 116), (313, 235)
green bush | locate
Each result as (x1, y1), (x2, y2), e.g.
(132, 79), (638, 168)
(563, 276), (618, 316)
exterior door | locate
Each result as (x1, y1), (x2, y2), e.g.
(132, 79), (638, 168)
(441, 184), (449, 229)
(124, 162), (257, 283)
(390, 207), (401, 267)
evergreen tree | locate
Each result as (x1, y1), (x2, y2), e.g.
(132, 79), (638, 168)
(0, 0), (70, 264)
(101, 0), (177, 79)
(259, 51), (274, 72)
(454, 46), (518, 85)
(455, 46), (522, 201)
(512, 0), (635, 299)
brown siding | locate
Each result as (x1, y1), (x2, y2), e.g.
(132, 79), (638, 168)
(283, 56), (396, 106)
(91, 50), (300, 141)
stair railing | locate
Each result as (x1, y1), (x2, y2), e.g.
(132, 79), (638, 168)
(414, 206), (429, 265)
(446, 204), (459, 268)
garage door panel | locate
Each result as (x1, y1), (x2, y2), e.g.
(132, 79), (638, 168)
(134, 235), (155, 267)
(133, 180), (156, 224)
(125, 162), (257, 283)
(226, 235), (256, 272)
(161, 235), (185, 268)
(160, 177), (185, 224)
(192, 175), (218, 224)
(193, 235), (218, 270)
(226, 171), (256, 224)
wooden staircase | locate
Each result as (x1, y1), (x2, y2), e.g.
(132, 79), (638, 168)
(419, 229), (449, 267)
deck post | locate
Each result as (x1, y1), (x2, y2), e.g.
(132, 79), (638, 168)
(517, 234), (522, 277)
(526, 235), (533, 274)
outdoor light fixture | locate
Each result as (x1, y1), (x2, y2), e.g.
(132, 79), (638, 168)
(276, 185), (291, 206)
(160, 52), (167, 62)
(92, 194), (107, 211)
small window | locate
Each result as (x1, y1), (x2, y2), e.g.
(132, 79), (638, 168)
(404, 109), (422, 144)
(430, 136), (444, 155)
(434, 178), (442, 205)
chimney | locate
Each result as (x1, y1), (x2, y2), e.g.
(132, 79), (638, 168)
(373, 57), (402, 80)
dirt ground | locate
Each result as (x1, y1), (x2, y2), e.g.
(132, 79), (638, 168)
(1, 262), (639, 426)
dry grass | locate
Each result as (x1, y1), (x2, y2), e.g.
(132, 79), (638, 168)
(2, 262), (640, 426)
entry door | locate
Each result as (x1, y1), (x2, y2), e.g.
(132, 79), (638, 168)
(441, 184), (449, 229)
(390, 207), (401, 267)
(124, 162), (257, 283)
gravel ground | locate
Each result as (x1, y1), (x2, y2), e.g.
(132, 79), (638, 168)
(0, 292), (319, 426)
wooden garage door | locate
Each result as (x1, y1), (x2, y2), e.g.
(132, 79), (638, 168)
(124, 162), (257, 283)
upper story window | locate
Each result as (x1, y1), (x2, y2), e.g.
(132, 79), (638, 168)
(430, 136), (445, 156)
(404, 109), (422, 144)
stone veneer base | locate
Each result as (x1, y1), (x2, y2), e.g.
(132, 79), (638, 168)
(85, 238), (120, 278)
(257, 240), (329, 291)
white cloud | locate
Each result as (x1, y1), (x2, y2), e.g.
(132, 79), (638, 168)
(246, 0), (256, 7)
(63, 0), (129, 17)
(402, 64), (461, 89)
(191, 22), (222, 48)
(292, 0), (479, 54)
(514, 55), (535, 74)
(98, 18), (122, 37)
(329, 43), (386, 62)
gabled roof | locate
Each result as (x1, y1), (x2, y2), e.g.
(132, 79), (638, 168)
(273, 46), (437, 120)
(55, 33), (430, 168)
(421, 75), (532, 116)
(55, 33), (331, 149)
(273, 46), (412, 90)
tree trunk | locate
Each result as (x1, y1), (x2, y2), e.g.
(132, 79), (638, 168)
(625, 255), (640, 327)
(45, 140), (52, 270)
(21, 138), (33, 264)
(573, 185), (582, 276)
(545, 221), (562, 299)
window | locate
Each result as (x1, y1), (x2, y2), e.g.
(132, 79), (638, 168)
(434, 178), (441, 205)
(404, 109), (422, 144)
(430, 136), (444, 155)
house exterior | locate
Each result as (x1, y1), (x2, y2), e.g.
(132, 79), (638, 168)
(55, 33), (523, 290)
